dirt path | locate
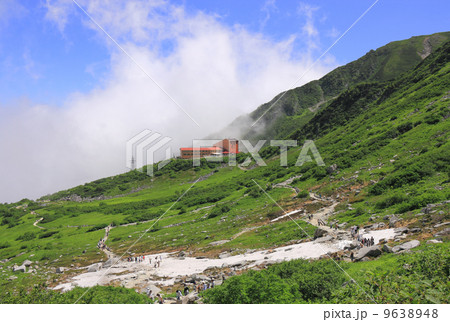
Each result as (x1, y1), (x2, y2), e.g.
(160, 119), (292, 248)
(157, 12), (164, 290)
(32, 217), (45, 230)
(98, 225), (116, 259)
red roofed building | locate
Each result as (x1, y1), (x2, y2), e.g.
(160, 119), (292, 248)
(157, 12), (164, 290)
(180, 139), (239, 159)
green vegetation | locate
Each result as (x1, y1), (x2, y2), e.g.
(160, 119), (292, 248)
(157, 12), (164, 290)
(204, 244), (449, 304)
(0, 285), (151, 304)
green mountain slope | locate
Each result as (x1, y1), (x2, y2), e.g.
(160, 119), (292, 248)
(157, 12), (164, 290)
(217, 32), (450, 141)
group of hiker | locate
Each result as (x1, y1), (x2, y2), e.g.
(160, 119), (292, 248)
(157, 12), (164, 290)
(195, 280), (215, 293)
(359, 235), (375, 247)
(152, 255), (163, 268)
(351, 225), (376, 247)
(126, 255), (163, 268)
(127, 255), (145, 262)
(97, 238), (109, 251)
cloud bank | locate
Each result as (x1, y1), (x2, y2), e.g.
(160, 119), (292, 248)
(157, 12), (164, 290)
(0, 0), (336, 202)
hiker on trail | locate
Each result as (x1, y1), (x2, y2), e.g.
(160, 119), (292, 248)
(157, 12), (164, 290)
(211, 279), (215, 288)
(176, 290), (182, 301)
(371, 236), (375, 246)
(350, 252), (354, 262)
(184, 286), (189, 296)
(147, 289), (154, 301)
(157, 294), (164, 304)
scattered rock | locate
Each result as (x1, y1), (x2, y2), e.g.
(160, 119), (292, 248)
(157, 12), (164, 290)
(382, 244), (393, 253)
(426, 239), (442, 244)
(13, 265), (26, 273)
(389, 215), (400, 227)
(314, 236), (334, 243)
(103, 258), (115, 268)
(7, 276), (17, 281)
(409, 228), (422, 233)
(314, 228), (328, 239)
(218, 252), (231, 259)
(392, 240), (420, 253)
(394, 227), (409, 235)
(208, 240), (229, 246)
(229, 260), (249, 268)
(182, 292), (199, 304)
(55, 267), (64, 274)
(355, 246), (382, 261)
(87, 264), (101, 272)
(344, 241), (360, 250)
(434, 227), (450, 237)
(22, 260), (32, 267)
(434, 222), (450, 228)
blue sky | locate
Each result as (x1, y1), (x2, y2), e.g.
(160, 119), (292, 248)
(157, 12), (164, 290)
(0, 0), (449, 203)
(1, 0), (449, 107)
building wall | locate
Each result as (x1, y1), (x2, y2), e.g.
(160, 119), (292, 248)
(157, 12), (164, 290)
(180, 139), (239, 159)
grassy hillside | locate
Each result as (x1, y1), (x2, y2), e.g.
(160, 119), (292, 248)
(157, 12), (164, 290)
(0, 35), (449, 304)
(216, 32), (450, 141)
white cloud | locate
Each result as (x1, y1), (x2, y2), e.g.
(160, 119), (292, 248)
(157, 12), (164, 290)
(260, 0), (277, 29)
(298, 2), (320, 52)
(43, 0), (73, 34)
(22, 49), (41, 80)
(0, 0), (336, 202)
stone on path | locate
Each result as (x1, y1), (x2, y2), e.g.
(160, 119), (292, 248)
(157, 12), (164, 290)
(87, 263), (101, 272)
(314, 228), (328, 239)
(355, 246), (382, 261)
(392, 240), (420, 253)
(182, 292), (199, 304)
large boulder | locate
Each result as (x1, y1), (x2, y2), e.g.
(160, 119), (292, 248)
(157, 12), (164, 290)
(314, 228), (328, 239)
(145, 284), (161, 295)
(394, 227), (409, 235)
(355, 246), (381, 261)
(87, 263), (101, 272)
(382, 244), (393, 253)
(435, 227), (450, 237)
(182, 292), (199, 304)
(392, 240), (420, 253)
(389, 215), (400, 227)
(103, 258), (115, 268)
(13, 265), (26, 273)
(344, 241), (360, 250)
(229, 260), (249, 268)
